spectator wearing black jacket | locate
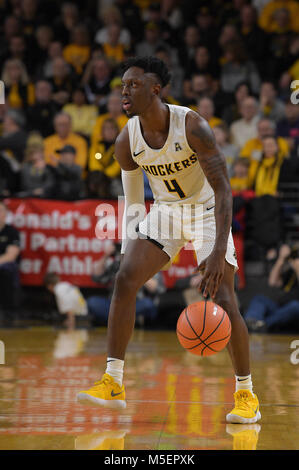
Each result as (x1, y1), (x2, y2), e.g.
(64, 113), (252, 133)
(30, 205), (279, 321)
(0, 200), (21, 322)
(26, 80), (59, 137)
(16, 146), (55, 198)
(51, 145), (84, 200)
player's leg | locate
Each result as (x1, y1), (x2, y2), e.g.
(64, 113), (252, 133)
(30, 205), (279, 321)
(77, 236), (170, 409)
(107, 236), (170, 360)
(213, 261), (250, 376)
(213, 261), (261, 424)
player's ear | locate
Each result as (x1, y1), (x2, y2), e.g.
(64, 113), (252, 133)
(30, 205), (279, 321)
(152, 83), (161, 96)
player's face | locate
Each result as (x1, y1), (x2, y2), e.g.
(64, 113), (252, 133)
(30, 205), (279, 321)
(121, 67), (156, 117)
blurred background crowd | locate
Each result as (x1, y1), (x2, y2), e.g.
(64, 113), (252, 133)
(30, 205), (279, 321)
(0, 0), (299, 331)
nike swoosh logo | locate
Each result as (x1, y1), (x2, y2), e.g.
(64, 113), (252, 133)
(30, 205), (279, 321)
(206, 205), (215, 211)
(133, 150), (145, 157)
(237, 378), (248, 381)
(111, 390), (123, 397)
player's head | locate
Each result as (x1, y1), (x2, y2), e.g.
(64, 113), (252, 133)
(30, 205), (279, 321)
(121, 56), (171, 117)
(44, 272), (60, 292)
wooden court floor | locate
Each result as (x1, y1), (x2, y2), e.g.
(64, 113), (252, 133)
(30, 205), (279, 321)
(0, 327), (299, 450)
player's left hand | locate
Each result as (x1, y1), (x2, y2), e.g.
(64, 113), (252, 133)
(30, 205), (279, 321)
(195, 250), (226, 299)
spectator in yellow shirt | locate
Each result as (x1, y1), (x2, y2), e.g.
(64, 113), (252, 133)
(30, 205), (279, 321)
(1, 58), (35, 109)
(63, 87), (98, 139)
(90, 91), (128, 151)
(240, 118), (289, 163)
(250, 136), (285, 196)
(44, 112), (88, 170)
(89, 118), (120, 179)
(63, 24), (91, 76)
(196, 96), (223, 129)
(230, 158), (251, 192)
(102, 23), (125, 67)
(258, 0), (299, 33)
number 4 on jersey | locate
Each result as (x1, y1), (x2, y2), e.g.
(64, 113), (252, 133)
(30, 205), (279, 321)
(163, 179), (186, 199)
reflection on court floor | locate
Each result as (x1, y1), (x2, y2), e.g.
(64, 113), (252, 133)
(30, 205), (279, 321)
(0, 327), (298, 450)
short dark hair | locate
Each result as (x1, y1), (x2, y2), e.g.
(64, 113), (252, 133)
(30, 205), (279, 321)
(121, 56), (171, 88)
(44, 272), (60, 287)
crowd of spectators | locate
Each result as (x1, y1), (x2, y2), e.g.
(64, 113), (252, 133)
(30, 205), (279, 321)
(0, 0), (298, 203)
(0, 0), (299, 325)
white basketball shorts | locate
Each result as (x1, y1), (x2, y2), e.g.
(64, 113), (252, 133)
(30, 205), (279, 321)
(137, 196), (238, 271)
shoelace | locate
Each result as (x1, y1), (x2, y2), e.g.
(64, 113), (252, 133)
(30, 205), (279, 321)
(90, 375), (112, 390)
(234, 392), (253, 411)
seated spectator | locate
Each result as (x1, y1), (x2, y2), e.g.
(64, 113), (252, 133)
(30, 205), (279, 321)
(95, 5), (131, 49)
(177, 24), (200, 70)
(53, 2), (79, 45)
(135, 21), (168, 57)
(44, 112), (88, 170)
(16, 146), (56, 198)
(184, 73), (212, 107)
(0, 108), (27, 164)
(82, 57), (112, 107)
(222, 81), (251, 126)
(184, 46), (220, 98)
(249, 135), (285, 195)
(32, 25), (54, 75)
(42, 40), (64, 79)
(160, 0), (183, 32)
(89, 118), (120, 179)
(155, 46), (183, 101)
(26, 80), (59, 137)
(230, 96), (259, 149)
(1, 58), (35, 109)
(213, 123), (239, 176)
(0, 200), (21, 323)
(50, 145), (84, 200)
(258, 81), (286, 122)
(220, 40), (261, 95)
(90, 91), (128, 149)
(276, 102), (299, 151)
(195, 5), (219, 50)
(102, 23), (126, 68)
(44, 272), (88, 330)
(196, 96), (223, 129)
(88, 242), (163, 327)
(63, 24), (91, 77)
(239, 3), (269, 74)
(1, 34), (32, 72)
(48, 56), (74, 107)
(230, 157), (251, 191)
(244, 243), (299, 332)
(240, 117), (289, 162)
(0, 16), (21, 61)
(63, 87), (98, 139)
(258, 0), (299, 33)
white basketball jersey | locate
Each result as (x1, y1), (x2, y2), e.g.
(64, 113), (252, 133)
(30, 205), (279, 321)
(127, 104), (214, 204)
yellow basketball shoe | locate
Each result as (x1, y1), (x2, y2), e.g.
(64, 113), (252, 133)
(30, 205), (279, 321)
(226, 390), (261, 424)
(76, 373), (126, 409)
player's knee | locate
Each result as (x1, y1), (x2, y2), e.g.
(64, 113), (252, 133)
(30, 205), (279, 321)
(214, 288), (239, 319)
(114, 267), (141, 297)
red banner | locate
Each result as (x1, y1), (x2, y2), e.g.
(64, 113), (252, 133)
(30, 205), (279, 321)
(4, 199), (197, 288)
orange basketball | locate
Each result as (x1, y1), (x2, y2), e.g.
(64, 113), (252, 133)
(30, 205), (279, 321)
(176, 300), (231, 356)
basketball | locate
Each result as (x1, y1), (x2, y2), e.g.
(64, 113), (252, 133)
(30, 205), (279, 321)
(176, 301), (231, 356)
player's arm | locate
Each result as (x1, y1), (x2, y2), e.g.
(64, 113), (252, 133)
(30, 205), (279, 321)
(186, 111), (232, 298)
(114, 126), (146, 255)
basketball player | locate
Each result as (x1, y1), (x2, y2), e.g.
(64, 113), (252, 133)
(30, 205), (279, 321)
(77, 57), (261, 424)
